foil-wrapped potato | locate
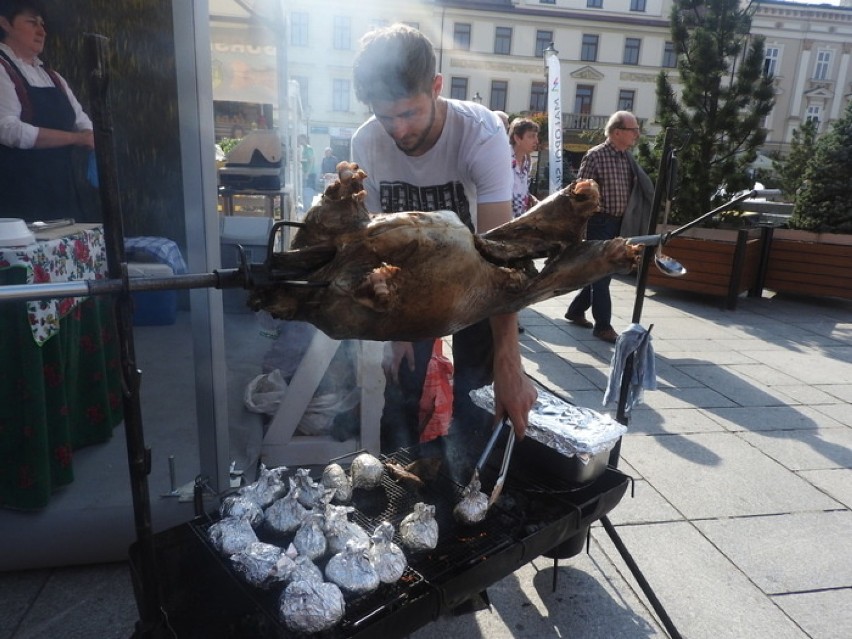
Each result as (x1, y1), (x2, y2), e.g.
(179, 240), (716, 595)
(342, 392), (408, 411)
(279, 579), (346, 634)
(368, 522), (407, 584)
(207, 516), (258, 556)
(322, 463), (353, 503)
(399, 502), (439, 551)
(325, 540), (380, 596)
(350, 453), (384, 490)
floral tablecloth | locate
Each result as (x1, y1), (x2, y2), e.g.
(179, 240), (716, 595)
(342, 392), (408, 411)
(0, 225), (122, 510)
(0, 224), (108, 345)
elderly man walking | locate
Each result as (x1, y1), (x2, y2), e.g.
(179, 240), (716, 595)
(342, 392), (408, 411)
(564, 110), (653, 343)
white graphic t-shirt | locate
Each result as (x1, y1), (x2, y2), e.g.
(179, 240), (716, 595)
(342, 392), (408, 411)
(351, 99), (512, 232)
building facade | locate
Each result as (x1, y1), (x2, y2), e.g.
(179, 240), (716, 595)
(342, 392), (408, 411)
(209, 0), (852, 166)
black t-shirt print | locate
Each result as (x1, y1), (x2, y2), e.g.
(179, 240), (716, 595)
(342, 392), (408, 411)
(378, 180), (474, 231)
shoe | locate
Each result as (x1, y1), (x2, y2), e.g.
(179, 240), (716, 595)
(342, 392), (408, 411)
(593, 326), (619, 343)
(564, 311), (593, 328)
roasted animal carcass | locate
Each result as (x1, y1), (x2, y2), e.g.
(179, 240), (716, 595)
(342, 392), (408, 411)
(247, 162), (641, 341)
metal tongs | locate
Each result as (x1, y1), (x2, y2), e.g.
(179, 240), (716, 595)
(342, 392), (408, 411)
(470, 417), (516, 507)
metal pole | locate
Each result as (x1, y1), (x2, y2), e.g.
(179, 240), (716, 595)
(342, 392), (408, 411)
(84, 34), (165, 637)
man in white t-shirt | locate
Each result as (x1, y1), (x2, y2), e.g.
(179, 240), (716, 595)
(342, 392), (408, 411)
(351, 24), (536, 449)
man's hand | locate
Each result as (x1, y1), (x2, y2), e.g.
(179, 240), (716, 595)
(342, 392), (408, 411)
(489, 313), (536, 439)
(382, 341), (415, 385)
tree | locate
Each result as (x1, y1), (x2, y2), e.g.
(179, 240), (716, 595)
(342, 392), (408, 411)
(772, 119), (818, 200)
(637, 0), (775, 225)
(788, 101), (852, 233)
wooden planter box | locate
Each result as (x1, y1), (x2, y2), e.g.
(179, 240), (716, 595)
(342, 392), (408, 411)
(761, 229), (852, 300)
(646, 226), (764, 309)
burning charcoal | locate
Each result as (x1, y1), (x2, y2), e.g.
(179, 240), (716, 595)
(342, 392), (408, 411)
(238, 464), (288, 509)
(324, 504), (370, 555)
(293, 512), (327, 560)
(322, 463), (353, 503)
(325, 540), (380, 596)
(207, 516), (258, 556)
(264, 478), (309, 535)
(219, 494), (264, 528)
(294, 468), (326, 508)
(230, 541), (288, 589)
(350, 452), (383, 489)
(399, 502), (438, 551)
(453, 474), (489, 525)
(368, 522), (407, 584)
(279, 579), (346, 634)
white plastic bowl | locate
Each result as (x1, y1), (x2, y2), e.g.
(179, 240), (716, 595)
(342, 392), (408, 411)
(0, 218), (36, 247)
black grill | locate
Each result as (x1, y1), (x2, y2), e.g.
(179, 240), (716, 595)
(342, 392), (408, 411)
(130, 443), (629, 638)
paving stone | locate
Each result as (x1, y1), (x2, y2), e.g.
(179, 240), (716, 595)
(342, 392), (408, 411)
(602, 478), (683, 525)
(815, 383), (852, 403)
(772, 588), (852, 639)
(639, 386), (738, 410)
(742, 350), (852, 385)
(702, 405), (839, 432)
(738, 428), (852, 471)
(812, 403), (852, 427)
(696, 511), (852, 593)
(626, 408), (728, 436)
(798, 469), (852, 509)
(592, 521), (809, 639)
(622, 432), (842, 518)
(771, 383), (847, 406)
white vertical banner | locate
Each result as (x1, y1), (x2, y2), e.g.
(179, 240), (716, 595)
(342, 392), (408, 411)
(545, 48), (563, 194)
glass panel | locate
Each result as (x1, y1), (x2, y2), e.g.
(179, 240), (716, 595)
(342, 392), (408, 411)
(495, 26), (512, 55)
(454, 23), (471, 50)
(535, 30), (553, 57)
(623, 37), (641, 65)
(451, 76), (469, 101)
(575, 85), (594, 114)
(490, 80), (508, 111)
(530, 81), (546, 112)
(581, 34), (599, 62)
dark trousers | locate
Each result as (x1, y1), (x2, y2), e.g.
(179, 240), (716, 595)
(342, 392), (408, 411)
(567, 214), (622, 330)
(379, 320), (493, 454)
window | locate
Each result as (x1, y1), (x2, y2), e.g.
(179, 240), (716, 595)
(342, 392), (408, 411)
(332, 79), (350, 112)
(290, 12), (308, 47)
(623, 37), (641, 65)
(630, 0), (647, 11)
(805, 105), (821, 126)
(490, 80), (508, 111)
(587, 0), (603, 7)
(450, 77), (468, 101)
(581, 34), (599, 62)
(618, 89), (635, 111)
(530, 82), (546, 112)
(535, 30), (553, 58)
(662, 41), (677, 68)
(332, 16), (350, 50)
(494, 27), (512, 55)
(574, 85), (594, 114)
(764, 47), (779, 77)
(292, 75), (309, 108)
(814, 50), (831, 81)
(540, 0), (556, 4)
(454, 23), (471, 50)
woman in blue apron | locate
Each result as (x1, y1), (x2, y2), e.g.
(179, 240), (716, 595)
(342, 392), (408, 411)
(0, 0), (94, 222)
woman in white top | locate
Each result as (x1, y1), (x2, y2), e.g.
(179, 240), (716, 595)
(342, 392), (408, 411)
(0, 0), (94, 221)
(508, 117), (540, 218)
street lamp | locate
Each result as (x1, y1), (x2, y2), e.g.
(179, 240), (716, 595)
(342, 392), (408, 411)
(472, 91), (483, 104)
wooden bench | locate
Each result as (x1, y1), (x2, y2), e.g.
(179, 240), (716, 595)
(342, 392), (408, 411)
(646, 227), (764, 309)
(761, 230), (852, 300)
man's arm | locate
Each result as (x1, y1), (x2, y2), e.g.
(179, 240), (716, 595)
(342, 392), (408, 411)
(478, 201), (537, 439)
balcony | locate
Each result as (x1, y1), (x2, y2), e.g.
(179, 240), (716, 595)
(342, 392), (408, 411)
(562, 113), (648, 131)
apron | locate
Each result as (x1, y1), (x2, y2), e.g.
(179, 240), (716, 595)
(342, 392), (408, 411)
(0, 52), (80, 222)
